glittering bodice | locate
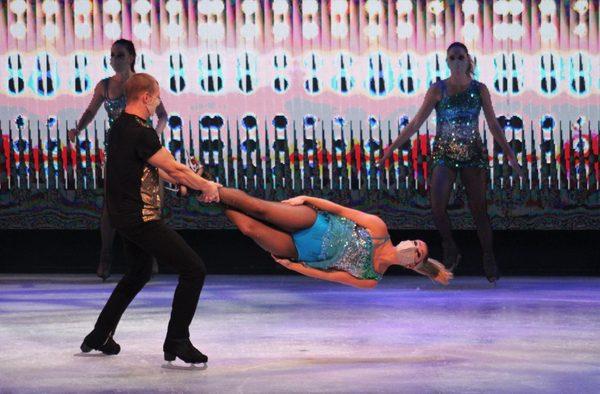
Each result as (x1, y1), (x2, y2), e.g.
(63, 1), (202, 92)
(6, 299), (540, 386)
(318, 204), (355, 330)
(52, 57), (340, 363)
(304, 213), (382, 281)
(101, 76), (127, 156)
(104, 95), (127, 126)
(433, 80), (484, 162)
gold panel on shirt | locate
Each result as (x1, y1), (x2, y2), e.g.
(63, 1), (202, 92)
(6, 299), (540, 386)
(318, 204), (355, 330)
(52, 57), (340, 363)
(140, 164), (161, 222)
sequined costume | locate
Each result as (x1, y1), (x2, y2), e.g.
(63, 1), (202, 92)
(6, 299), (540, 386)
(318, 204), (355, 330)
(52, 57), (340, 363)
(130, 115), (162, 222)
(103, 78), (127, 125)
(102, 78), (127, 155)
(292, 212), (382, 281)
(432, 80), (487, 169)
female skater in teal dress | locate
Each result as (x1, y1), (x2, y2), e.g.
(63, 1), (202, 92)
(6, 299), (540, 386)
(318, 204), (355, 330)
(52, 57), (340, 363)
(206, 187), (453, 289)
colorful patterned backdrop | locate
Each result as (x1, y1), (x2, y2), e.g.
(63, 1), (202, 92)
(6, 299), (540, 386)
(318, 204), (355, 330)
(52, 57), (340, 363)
(0, 0), (599, 229)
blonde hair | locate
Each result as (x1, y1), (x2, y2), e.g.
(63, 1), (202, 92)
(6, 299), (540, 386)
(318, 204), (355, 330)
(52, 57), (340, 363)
(124, 73), (158, 101)
(414, 258), (453, 285)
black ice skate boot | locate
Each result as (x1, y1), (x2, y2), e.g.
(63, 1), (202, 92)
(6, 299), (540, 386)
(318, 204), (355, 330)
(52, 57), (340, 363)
(163, 338), (208, 364)
(80, 330), (121, 355)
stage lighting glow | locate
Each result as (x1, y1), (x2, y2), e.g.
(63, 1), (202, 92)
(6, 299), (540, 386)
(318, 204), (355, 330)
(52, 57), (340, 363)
(366, 0), (383, 15)
(105, 21), (121, 39)
(462, 0), (478, 17)
(166, 22), (184, 39)
(42, 0), (59, 16)
(241, 22), (259, 40)
(462, 21), (479, 41)
(273, 0), (289, 15)
(396, 0), (412, 15)
(302, 0), (318, 15)
(0, 0), (594, 157)
(43, 22), (59, 39)
(198, 23), (209, 38)
(331, 21), (348, 38)
(427, 0), (444, 15)
(494, 0), (509, 16)
(493, 22), (523, 41)
(198, 0), (225, 15)
(573, 23), (587, 37)
(9, 0), (27, 15)
(201, 21), (225, 41)
(540, 22), (557, 42)
(507, 0), (523, 15)
(241, 0), (258, 15)
(133, 22), (151, 41)
(104, 0), (121, 15)
(211, 0), (225, 14)
(273, 21), (290, 42)
(429, 24), (444, 38)
(75, 22), (92, 39)
(396, 21), (413, 39)
(366, 22), (382, 40)
(302, 21), (319, 40)
(331, 0), (348, 15)
(573, 0), (588, 14)
(10, 22), (26, 40)
(508, 22), (524, 40)
(165, 0), (183, 15)
(197, 0), (206, 14)
(493, 22), (507, 40)
(74, 0), (92, 15)
(133, 0), (152, 15)
(539, 0), (556, 15)
(197, 0), (211, 14)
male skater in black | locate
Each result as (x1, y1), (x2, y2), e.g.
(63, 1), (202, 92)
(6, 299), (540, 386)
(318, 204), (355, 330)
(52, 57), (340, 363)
(80, 73), (220, 365)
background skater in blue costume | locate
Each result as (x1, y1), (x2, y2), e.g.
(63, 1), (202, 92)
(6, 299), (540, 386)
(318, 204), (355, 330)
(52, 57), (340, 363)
(379, 42), (522, 283)
(68, 39), (168, 281)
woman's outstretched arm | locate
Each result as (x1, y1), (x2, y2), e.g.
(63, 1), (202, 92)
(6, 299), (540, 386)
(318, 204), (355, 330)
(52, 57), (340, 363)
(68, 82), (105, 142)
(272, 256), (378, 289)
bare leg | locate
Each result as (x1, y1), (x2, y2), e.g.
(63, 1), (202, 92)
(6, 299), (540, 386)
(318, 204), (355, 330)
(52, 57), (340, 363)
(218, 187), (317, 233)
(430, 166), (459, 269)
(460, 167), (497, 281)
(225, 208), (298, 259)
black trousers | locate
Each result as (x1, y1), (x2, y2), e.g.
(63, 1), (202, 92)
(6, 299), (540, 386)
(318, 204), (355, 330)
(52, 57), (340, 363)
(99, 204), (117, 267)
(98, 204), (159, 275)
(92, 220), (206, 340)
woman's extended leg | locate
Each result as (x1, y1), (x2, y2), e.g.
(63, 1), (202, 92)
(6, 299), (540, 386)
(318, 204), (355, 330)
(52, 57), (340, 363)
(218, 188), (317, 233)
(224, 208), (298, 259)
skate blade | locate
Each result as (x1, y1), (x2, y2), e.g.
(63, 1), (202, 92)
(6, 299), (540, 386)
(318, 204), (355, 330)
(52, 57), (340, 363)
(74, 352), (113, 357)
(161, 361), (208, 371)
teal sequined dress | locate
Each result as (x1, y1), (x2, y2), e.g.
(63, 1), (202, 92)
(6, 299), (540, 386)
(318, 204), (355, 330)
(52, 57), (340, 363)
(292, 212), (383, 281)
(102, 78), (127, 155)
(432, 79), (487, 169)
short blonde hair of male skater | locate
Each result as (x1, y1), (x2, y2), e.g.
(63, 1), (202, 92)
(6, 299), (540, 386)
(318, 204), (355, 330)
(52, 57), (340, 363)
(124, 73), (158, 101)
